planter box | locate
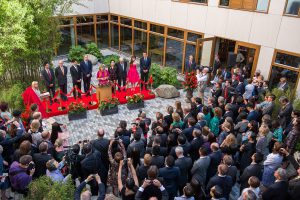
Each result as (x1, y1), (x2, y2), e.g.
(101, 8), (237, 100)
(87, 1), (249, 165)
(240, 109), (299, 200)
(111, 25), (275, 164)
(99, 106), (118, 116)
(127, 101), (145, 110)
(68, 110), (87, 121)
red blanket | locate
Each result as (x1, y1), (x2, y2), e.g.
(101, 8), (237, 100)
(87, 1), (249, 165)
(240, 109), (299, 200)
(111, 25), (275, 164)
(22, 87), (48, 118)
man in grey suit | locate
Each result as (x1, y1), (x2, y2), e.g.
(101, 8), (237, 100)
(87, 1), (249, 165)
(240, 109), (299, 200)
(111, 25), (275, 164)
(55, 60), (68, 101)
(174, 146), (192, 195)
(191, 147), (210, 185)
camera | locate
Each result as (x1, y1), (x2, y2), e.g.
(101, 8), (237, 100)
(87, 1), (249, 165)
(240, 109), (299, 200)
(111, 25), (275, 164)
(28, 162), (35, 170)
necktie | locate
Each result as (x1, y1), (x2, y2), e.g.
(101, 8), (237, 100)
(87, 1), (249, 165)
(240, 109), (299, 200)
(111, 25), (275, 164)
(122, 63), (124, 71)
(61, 67), (64, 76)
(47, 69), (51, 80)
(225, 87), (228, 99)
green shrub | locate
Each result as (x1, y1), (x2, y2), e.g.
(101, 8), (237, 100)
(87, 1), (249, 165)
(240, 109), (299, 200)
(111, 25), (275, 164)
(86, 42), (103, 60)
(293, 98), (300, 111)
(26, 176), (75, 200)
(68, 45), (86, 62)
(102, 54), (120, 66)
(150, 63), (179, 88)
(0, 83), (24, 111)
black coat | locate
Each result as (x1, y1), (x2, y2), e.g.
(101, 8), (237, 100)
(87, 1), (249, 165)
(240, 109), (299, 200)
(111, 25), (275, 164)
(55, 66), (68, 85)
(278, 102), (293, 129)
(80, 60), (93, 77)
(240, 142), (256, 172)
(140, 57), (151, 73)
(262, 181), (289, 200)
(190, 137), (204, 162)
(170, 143), (191, 158)
(240, 163), (262, 190)
(33, 152), (52, 178)
(70, 65), (82, 84)
(207, 150), (222, 179)
(206, 175), (233, 199)
(108, 66), (118, 81)
(146, 146), (168, 157)
(91, 138), (109, 170)
(174, 156), (193, 187)
(81, 151), (107, 182)
(41, 68), (55, 88)
(151, 155), (165, 169)
(181, 126), (195, 142)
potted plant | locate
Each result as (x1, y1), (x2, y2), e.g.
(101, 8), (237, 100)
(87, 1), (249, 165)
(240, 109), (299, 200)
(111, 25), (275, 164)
(68, 102), (87, 120)
(126, 93), (145, 110)
(182, 71), (198, 103)
(98, 97), (119, 116)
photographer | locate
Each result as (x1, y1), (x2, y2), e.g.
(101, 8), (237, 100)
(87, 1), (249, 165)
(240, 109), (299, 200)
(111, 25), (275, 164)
(135, 177), (168, 200)
(74, 174), (105, 200)
(46, 157), (71, 183)
(64, 144), (84, 181)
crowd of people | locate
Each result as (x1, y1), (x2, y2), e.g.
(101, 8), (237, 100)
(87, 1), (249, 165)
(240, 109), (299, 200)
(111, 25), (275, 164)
(0, 53), (300, 200)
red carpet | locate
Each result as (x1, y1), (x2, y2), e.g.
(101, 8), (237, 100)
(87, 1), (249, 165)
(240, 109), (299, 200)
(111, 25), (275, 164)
(42, 87), (155, 118)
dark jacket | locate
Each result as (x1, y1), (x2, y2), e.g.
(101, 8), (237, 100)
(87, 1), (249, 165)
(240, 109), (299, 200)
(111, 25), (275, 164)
(136, 164), (150, 184)
(240, 163), (262, 190)
(70, 65), (82, 84)
(108, 66), (118, 81)
(207, 150), (222, 179)
(235, 82), (245, 96)
(159, 166), (181, 195)
(185, 60), (196, 72)
(175, 156), (193, 187)
(33, 152), (52, 178)
(262, 181), (289, 200)
(170, 143), (191, 158)
(190, 137), (204, 162)
(81, 151), (107, 182)
(151, 155), (165, 169)
(247, 110), (259, 122)
(80, 60), (93, 77)
(140, 57), (151, 73)
(278, 102), (293, 129)
(41, 68), (55, 88)
(206, 175), (233, 199)
(116, 61), (127, 79)
(55, 66), (68, 85)
(181, 126), (195, 142)
(91, 138), (109, 170)
(74, 181), (105, 200)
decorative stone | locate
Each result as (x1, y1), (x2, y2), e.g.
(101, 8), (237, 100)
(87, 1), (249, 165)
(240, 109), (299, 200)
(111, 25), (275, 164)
(87, 54), (98, 65)
(155, 84), (180, 99)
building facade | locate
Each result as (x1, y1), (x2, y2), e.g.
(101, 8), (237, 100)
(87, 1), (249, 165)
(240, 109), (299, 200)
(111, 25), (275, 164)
(58, 0), (300, 96)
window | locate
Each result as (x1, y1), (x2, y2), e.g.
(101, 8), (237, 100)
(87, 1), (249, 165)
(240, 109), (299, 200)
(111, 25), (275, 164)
(185, 44), (201, 65)
(187, 32), (202, 42)
(59, 18), (74, 26)
(168, 28), (184, 39)
(219, 0), (270, 12)
(57, 26), (75, 55)
(120, 26), (132, 54)
(150, 24), (164, 34)
(120, 17), (132, 26)
(76, 16), (94, 24)
(97, 23), (109, 48)
(76, 24), (95, 46)
(275, 52), (300, 69)
(149, 34), (164, 65)
(172, 0), (207, 4)
(166, 39), (184, 72)
(134, 30), (147, 58)
(134, 20), (147, 30)
(284, 0), (300, 16)
(110, 15), (118, 23)
(97, 15), (109, 23)
(269, 66), (299, 90)
(110, 23), (119, 49)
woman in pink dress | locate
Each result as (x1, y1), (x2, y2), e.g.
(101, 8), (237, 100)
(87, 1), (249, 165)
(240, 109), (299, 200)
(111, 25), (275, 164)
(96, 64), (109, 85)
(127, 55), (140, 87)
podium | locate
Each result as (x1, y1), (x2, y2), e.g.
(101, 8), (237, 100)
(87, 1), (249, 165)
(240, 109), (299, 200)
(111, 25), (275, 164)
(96, 86), (112, 102)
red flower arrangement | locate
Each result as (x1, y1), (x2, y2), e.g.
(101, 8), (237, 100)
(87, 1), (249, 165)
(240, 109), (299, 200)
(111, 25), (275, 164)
(68, 102), (87, 114)
(126, 93), (144, 104)
(98, 97), (120, 111)
(182, 71), (198, 91)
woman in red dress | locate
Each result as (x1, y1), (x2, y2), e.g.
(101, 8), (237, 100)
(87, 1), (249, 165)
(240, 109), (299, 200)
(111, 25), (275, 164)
(127, 55), (140, 88)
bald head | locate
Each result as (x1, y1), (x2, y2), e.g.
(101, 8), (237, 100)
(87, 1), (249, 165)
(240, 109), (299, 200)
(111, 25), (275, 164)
(97, 128), (105, 137)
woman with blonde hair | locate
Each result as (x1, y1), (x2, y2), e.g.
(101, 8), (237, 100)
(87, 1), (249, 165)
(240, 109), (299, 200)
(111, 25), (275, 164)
(256, 124), (270, 159)
(96, 64), (109, 85)
(28, 119), (42, 146)
(209, 107), (222, 136)
(220, 133), (238, 156)
(170, 112), (184, 130)
(54, 138), (65, 162)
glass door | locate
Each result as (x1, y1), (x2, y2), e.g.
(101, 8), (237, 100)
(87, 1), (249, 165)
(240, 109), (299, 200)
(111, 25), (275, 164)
(196, 37), (216, 68)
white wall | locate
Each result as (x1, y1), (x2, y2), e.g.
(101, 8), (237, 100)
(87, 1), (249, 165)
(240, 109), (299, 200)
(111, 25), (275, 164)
(64, 0), (109, 16)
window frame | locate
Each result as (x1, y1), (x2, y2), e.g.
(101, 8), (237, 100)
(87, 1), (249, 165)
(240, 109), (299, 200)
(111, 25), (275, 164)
(218, 0), (271, 14)
(283, 0), (300, 18)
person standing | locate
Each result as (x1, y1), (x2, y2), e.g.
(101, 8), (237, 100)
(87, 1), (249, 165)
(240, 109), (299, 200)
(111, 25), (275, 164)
(70, 60), (82, 99)
(128, 56), (140, 88)
(55, 60), (68, 101)
(109, 60), (118, 93)
(80, 55), (93, 96)
(140, 52), (151, 90)
(116, 57), (127, 92)
(185, 55), (196, 72)
(41, 62), (55, 103)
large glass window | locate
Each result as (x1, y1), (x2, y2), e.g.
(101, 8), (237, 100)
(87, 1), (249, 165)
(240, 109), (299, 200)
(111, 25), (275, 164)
(269, 66), (299, 90)
(120, 26), (132, 55)
(149, 34), (164, 65)
(110, 24), (119, 49)
(220, 0), (229, 6)
(134, 21), (147, 30)
(187, 32), (202, 42)
(150, 24), (164, 34)
(97, 15), (109, 23)
(220, 0), (269, 12)
(168, 28), (184, 39)
(134, 30), (147, 58)
(285, 0), (300, 16)
(166, 39), (184, 72)
(120, 17), (132, 26)
(76, 16), (94, 24)
(57, 26), (75, 55)
(185, 44), (196, 63)
(110, 15), (118, 23)
(76, 24), (95, 46)
(275, 52), (300, 69)
(97, 23), (109, 48)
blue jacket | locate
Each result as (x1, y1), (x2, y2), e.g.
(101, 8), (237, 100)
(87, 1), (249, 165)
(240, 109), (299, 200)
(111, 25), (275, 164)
(159, 166), (181, 195)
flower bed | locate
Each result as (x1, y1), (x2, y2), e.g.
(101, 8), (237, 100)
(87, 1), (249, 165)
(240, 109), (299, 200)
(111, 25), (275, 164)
(98, 98), (119, 116)
(68, 102), (87, 121)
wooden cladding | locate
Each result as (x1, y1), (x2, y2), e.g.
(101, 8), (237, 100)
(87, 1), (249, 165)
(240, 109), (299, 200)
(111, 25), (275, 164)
(229, 0), (258, 11)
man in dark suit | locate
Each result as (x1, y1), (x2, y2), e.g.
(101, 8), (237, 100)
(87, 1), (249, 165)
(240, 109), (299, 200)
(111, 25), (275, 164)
(240, 153), (263, 191)
(246, 102), (259, 122)
(55, 60), (68, 101)
(183, 106), (194, 129)
(175, 146), (193, 195)
(116, 57), (127, 91)
(278, 96), (293, 129)
(190, 129), (204, 162)
(185, 55), (196, 72)
(207, 143), (222, 180)
(41, 62), (55, 103)
(140, 52), (151, 90)
(222, 80), (235, 103)
(235, 77), (245, 96)
(159, 155), (181, 200)
(70, 60), (82, 99)
(151, 146), (165, 169)
(262, 168), (289, 200)
(33, 142), (52, 179)
(91, 129), (110, 171)
(80, 55), (93, 96)
(181, 118), (196, 142)
(191, 147), (210, 185)
(170, 134), (191, 158)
